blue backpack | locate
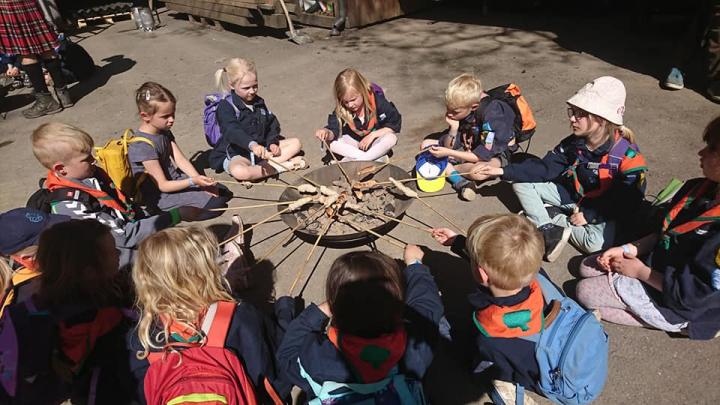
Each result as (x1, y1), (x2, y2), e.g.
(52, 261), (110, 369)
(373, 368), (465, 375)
(492, 274), (608, 405)
(203, 93), (241, 147)
(298, 361), (426, 405)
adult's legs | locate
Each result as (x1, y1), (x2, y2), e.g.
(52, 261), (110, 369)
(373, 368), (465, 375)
(20, 54), (61, 118)
(39, 50), (72, 108)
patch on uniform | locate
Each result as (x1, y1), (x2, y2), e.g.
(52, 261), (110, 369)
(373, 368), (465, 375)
(502, 309), (532, 332)
(379, 113), (386, 120)
(482, 122), (493, 132)
(625, 148), (637, 158)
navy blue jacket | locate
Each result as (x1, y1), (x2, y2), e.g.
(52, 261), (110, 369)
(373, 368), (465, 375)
(276, 264), (444, 398)
(127, 302), (290, 403)
(209, 93), (281, 171)
(502, 134), (647, 224)
(643, 178), (720, 339)
(455, 98), (517, 161)
(450, 235), (551, 393)
(325, 91), (402, 142)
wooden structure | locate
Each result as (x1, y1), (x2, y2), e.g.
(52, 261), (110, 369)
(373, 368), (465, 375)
(164, 0), (436, 30)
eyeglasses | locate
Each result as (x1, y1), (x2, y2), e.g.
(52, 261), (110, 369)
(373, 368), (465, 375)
(567, 106), (589, 119)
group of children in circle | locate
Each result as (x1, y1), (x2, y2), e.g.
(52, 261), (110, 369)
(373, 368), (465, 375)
(1, 53), (719, 404)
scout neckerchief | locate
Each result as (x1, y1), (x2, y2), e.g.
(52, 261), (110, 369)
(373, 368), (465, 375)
(45, 169), (134, 219)
(472, 278), (545, 338)
(660, 179), (720, 250)
(161, 307), (209, 348)
(346, 90), (378, 138)
(327, 325), (407, 383)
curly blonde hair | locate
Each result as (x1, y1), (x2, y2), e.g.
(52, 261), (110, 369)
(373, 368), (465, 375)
(132, 226), (233, 359)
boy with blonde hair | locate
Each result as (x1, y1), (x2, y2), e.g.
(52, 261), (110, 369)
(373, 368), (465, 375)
(30, 122), (199, 270)
(420, 73), (518, 201)
(431, 214), (562, 404)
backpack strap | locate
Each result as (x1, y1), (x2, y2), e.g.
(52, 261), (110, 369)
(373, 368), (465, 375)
(224, 94), (242, 119)
(205, 301), (236, 348)
(597, 136), (631, 176)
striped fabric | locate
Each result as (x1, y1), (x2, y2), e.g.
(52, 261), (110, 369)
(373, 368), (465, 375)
(0, 0), (58, 55)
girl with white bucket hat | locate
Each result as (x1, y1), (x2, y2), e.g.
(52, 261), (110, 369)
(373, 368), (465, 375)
(469, 76), (648, 262)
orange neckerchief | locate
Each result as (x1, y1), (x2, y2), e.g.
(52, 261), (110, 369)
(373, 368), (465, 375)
(346, 90), (378, 138)
(59, 307), (123, 367)
(45, 169), (131, 215)
(327, 326), (407, 383)
(473, 279), (544, 338)
(660, 179), (720, 249)
(160, 308), (209, 348)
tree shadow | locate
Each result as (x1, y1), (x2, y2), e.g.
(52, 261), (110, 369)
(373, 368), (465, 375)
(69, 54), (136, 104)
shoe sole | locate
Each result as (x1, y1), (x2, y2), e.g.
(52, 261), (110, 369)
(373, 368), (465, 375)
(460, 188), (476, 201)
(663, 83), (684, 90)
(22, 106), (63, 119)
(545, 226), (571, 262)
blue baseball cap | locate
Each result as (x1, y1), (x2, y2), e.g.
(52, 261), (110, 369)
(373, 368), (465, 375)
(0, 208), (70, 255)
(415, 151), (448, 193)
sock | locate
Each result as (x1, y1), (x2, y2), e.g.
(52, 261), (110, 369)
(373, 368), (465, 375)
(21, 62), (49, 94)
(447, 170), (463, 184)
(43, 57), (67, 89)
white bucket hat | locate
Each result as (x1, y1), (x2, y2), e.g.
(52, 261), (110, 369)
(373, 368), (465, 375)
(567, 76), (626, 125)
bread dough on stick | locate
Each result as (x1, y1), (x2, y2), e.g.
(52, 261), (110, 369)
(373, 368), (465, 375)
(389, 177), (418, 198)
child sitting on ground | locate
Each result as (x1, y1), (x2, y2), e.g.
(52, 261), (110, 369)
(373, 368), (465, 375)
(128, 81), (230, 217)
(0, 220), (135, 404)
(208, 57), (305, 180)
(314, 68), (402, 162)
(470, 77), (647, 262)
(0, 207), (68, 317)
(420, 73), (518, 201)
(432, 214), (607, 404)
(30, 122), (201, 269)
(128, 226), (291, 403)
(277, 247), (443, 403)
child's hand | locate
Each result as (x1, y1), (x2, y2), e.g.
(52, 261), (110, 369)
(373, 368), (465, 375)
(598, 245), (636, 272)
(269, 144), (281, 157)
(610, 252), (650, 281)
(404, 244), (425, 265)
(315, 129), (334, 142)
(359, 132), (378, 151)
(432, 228), (458, 246)
(569, 211), (587, 226)
(468, 164), (502, 181)
(445, 116), (460, 132)
(6, 65), (19, 77)
(251, 144), (270, 159)
(193, 175), (216, 187)
(428, 145), (450, 158)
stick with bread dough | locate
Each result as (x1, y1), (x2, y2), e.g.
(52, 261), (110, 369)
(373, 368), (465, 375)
(297, 184), (318, 194)
(389, 177), (418, 198)
(319, 185), (338, 196)
(288, 197), (314, 211)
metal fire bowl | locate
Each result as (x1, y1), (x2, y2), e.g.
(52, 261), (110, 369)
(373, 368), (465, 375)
(278, 161), (415, 248)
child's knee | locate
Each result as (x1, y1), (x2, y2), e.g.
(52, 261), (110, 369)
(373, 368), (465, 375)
(575, 278), (600, 308)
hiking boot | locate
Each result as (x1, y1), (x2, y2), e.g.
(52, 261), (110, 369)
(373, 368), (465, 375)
(452, 178), (476, 201)
(708, 81), (720, 104)
(663, 68), (684, 90)
(539, 223), (571, 262)
(54, 86), (74, 108)
(22, 91), (62, 119)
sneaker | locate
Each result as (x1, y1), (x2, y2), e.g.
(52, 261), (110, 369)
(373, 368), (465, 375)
(539, 223), (571, 262)
(452, 178), (476, 201)
(663, 67), (684, 90)
(708, 81), (720, 104)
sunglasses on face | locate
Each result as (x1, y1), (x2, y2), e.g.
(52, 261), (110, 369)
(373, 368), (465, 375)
(567, 106), (589, 119)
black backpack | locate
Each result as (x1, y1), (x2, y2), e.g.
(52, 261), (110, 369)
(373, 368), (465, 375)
(26, 178), (99, 213)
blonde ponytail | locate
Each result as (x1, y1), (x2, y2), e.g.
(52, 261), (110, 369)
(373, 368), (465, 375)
(618, 125), (636, 144)
(214, 68), (228, 94)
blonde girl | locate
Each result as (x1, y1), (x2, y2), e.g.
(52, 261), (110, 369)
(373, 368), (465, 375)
(127, 81), (230, 218)
(471, 76), (648, 262)
(315, 68), (402, 162)
(129, 226), (289, 402)
(207, 57), (304, 181)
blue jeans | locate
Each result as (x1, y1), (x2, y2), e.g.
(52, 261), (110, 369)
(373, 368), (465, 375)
(512, 182), (616, 254)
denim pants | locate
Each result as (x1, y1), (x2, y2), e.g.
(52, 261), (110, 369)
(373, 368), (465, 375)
(512, 182), (615, 254)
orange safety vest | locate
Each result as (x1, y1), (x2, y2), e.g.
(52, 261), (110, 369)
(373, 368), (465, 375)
(346, 90), (378, 138)
(564, 134), (647, 200)
(660, 179), (720, 249)
(473, 279), (545, 338)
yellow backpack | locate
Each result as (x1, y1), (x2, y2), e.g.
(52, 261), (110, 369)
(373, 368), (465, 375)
(94, 129), (154, 199)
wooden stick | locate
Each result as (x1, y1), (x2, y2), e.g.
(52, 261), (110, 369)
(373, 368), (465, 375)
(253, 208), (326, 265)
(209, 199), (303, 211)
(415, 197), (465, 235)
(342, 218), (406, 249)
(219, 206), (293, 246)
(288, 218), (335, 295)
(267, 157), (322, 188)
(322, 139), (353, 185)
(347, 206), (432, 233)
(216, 180), (297, 189)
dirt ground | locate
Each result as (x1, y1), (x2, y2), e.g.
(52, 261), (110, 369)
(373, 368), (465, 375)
(1, 5), (719, 404)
